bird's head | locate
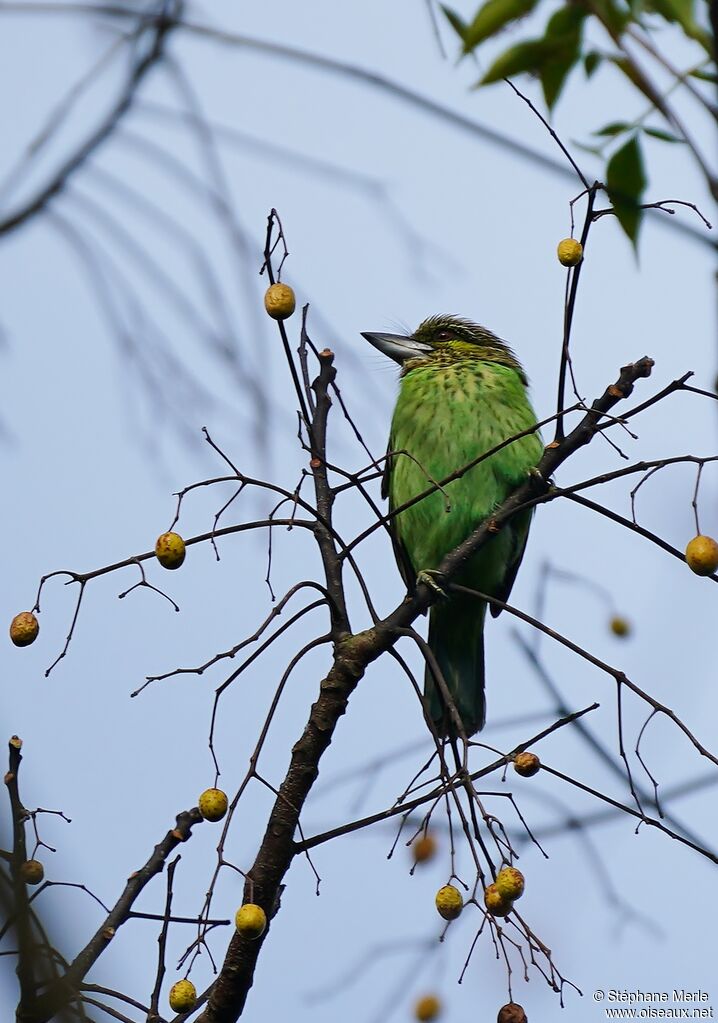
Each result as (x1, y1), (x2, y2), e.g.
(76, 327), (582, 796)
(361, 315), (525, 378)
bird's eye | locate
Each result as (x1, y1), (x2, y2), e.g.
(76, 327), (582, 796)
(435, 330), (452, 341)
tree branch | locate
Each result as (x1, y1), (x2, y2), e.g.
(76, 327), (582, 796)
(196, 355), (655, 1022)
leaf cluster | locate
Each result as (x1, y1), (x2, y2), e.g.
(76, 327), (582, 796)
(440, 0), (715, 242)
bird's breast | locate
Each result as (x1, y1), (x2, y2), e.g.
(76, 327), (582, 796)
(388, 362), (539, 579)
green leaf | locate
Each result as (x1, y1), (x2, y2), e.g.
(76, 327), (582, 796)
(545, 4), (586, 35)
(440, 4), (468, 43)
(590, 0), (630, 35)
(593, 121), (633, 136)
(479, 39), (550, 83)
(584, 51), (602, 77)
(642, 126), (683, 142)
(461, 0), (539, 51)
(540, 51), (578, 109)
(539, 6), (585, 108)
(478, 4), (584, 108)
(606, 134), (647, 245)
(689, 67), (717, 83)
(645, 0), (687, 21)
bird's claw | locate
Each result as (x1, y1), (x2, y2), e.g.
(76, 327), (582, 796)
(528, 466), (549, 495)
(417, 570), (449, 601)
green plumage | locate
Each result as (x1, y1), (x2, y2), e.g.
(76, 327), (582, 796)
(365, 315), (542, 737)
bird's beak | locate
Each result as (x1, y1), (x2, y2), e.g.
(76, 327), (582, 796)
(361, 331), (433, 364)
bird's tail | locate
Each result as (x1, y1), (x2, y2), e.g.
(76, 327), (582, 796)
(424, 599), (486, 737)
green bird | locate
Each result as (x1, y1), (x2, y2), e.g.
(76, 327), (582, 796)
(362, 315), (542, 737)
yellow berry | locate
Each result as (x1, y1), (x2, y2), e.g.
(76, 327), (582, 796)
(435, 884), (463, 921)
(415, 994), (442, 1021)
(10, 612), (39, 648)
(497, 1003), (528, 1023)
(198, 788), (228, 822)
(264, 282), (296, 320)
(235, 903), (267, 939)
(609, 615), (631, 637)
(484, 883), (513, 918)
(168, 979), (197, 1012)
(19, 860), (44, 885)
(412, 832), (437, 864)
(685, 534), (718, 576)
(513, 752), (540, 777)
(495, 866), (524, 901)
(155, 531), (186, 570)
(557, 238), (583, 266)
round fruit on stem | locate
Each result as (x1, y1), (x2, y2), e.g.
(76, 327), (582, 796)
(19, 860), (44, 885)
(264, 282), (296, 320)
(495, 866), (525, 901)
(235, 903), (267, 939)
(609, 615), (631, 637)
(155, 531), (186, 570)
(415, 994), (442, 1021)
(685, 534), (718, 576)
(513, 752), (541, 777)
(435, 884), (463, 920)
(497, 1003), (528, 1023)
(412, 832), (437, 864)
(557, 238), (583, 266)
(483, 883), (513, 917)
(10, 612), (39, 647)
(168, 979), (197, 1012)
(198, 787), (228, 822)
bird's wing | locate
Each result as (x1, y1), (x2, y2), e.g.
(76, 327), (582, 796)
(489, 510), (532, 619)
(382, 440), (416, 590)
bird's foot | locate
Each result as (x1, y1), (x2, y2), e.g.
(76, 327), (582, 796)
(417, 569), (449, 601)
(528, 466), (549, 495)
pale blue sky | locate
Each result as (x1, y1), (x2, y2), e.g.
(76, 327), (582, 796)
(1, 3), (716, 1021)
